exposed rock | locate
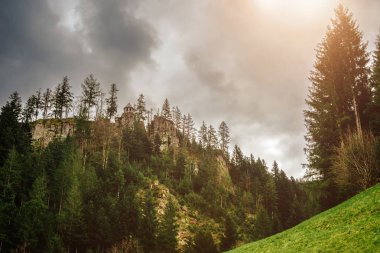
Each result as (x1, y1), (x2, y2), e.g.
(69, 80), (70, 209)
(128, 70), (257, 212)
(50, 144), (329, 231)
(149, 115), (179, 152)
(31, 119), (75, 147)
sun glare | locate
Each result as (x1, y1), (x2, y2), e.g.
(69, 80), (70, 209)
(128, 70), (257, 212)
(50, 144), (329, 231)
(252, 0), (329, 17)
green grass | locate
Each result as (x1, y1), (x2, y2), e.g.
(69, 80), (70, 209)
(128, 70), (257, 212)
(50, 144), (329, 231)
(228, 184), (380, 253)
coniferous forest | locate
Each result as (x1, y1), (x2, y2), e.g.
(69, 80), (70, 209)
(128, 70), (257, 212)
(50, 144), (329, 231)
(1, 4), (380, 253)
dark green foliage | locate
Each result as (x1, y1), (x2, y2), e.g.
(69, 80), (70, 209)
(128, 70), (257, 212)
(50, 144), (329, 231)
(191, 231), (218, 253)
(220, 215), (238, 251)
(0, 92), (31, 166)
(139, 191), (158, 253)
(157, 198), (178, 253)
(123, 121), (152, 162)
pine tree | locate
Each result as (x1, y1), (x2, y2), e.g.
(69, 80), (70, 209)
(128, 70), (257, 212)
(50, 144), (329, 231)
(198, 121), (208, 148)
(221, 214), (238, 251)
(34, 89), (42, 120)
(136, 94), (146, 121)
(207, 124), (218, 148)
(106, 83), (118, 120)
(368, 33), (380, 136)
(304, 5), (371, 208)
(24, 95), (37, 122)
(186, 113), (195, 138)
(82, 74), (101, 119)
(218, 121), (230, 154)
(162, 98), (171, 120)
(42, 88), (52, 119)
(61, 76), (74, 118)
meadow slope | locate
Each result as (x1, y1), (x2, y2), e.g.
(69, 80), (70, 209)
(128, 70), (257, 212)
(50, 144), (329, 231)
(228, 184), (380, 253)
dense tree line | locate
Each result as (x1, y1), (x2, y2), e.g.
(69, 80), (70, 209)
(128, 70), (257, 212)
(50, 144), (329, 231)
(0, 80), (318, 252)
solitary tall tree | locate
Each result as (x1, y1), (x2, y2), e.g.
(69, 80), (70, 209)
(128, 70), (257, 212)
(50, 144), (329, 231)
(42, 88), (52, 119)
(82, 74), (101, 119)
(207, 124), (218, 148)
(106, 83), (118, 120)
(198, 121), (208, 148)
(162, 98), (171, 120)
(52, 76), (73, 119)
(218, 121), (230, 154)
(61, 76), (74, 118)
(304, 5), (371, 208)
(136, 94), (146, 121)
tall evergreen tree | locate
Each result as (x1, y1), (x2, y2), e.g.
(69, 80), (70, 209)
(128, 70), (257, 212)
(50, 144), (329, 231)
(198, 121), (208, 148)
(60, 76), (74, 118)
(42, 88), (52, 119)
(82, 74), (101, 119)
(218, 121), (230, 154)
(368, 33), (380, 136)
(106, 83), (118, 120)
(162, 98), (171, 120)
(207, 125), (218, 148)
(136, 94), (147, 121)
(34, 89), (42, 120)
(304, 5), (371, 208)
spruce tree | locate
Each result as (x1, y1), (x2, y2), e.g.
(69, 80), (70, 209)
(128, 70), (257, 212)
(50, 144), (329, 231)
(136, 94), (146, 121)
(218, 121), (230, 154)
(304, 5), (371, 208)
(368, 33), (380, 136)
(198, 121), (208, 148)
(106, 83), (118, 120)
(81, 74), (101, 119)
(42, 88), (52, 119)
(207, 124), (218, 148)
(162, 98), (171, 120)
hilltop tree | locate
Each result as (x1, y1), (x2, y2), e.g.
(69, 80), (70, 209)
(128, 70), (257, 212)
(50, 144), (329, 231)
(34, 89), (42, 120)
(198, 121), (208, 148)
(218, 121), (230, 154)
(162, 98), (171, 120)
(207, 124), (218, 148)
(82, 74), (101, 119)
(136, 94), (146, 121)
(42, 88), (52, 119)
(24, 95), (37, 122)
(60, 76), (74, 118)
(173, 106), (182, 130)
(304, 5), (371, 208)
(53, 76), (73, 119)
(106, 83), (118, 120)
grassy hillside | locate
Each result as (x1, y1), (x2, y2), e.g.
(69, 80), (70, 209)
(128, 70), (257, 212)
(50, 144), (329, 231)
(228, 184), (380, 253)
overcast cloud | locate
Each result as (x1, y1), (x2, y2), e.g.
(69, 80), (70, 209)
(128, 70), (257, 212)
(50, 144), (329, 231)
(1, 0), (380, 177)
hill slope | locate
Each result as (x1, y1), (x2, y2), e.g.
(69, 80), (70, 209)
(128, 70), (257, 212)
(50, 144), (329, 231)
(228, 184), (380, 253)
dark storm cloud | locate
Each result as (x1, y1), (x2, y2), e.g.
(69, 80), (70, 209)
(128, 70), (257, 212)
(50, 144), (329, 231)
(0, 0), (157, 106)
(1, 0), (380, 177)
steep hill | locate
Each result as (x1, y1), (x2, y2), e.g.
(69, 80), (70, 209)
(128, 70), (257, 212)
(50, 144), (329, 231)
(228, 183), (380, 253)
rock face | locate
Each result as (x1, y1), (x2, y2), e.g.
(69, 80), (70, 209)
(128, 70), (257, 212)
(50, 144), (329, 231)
(149, 115), (179, 151)
(31, 103), (181, 152)
(31, 119), (75, 147)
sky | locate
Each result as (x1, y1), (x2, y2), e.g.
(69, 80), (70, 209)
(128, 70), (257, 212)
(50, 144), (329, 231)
(1, 0), (380, 177)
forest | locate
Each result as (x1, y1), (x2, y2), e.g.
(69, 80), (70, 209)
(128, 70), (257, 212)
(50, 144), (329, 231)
(0, 4), (380, 253)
